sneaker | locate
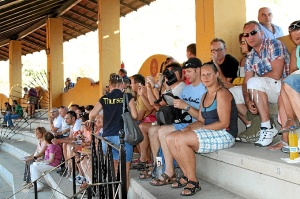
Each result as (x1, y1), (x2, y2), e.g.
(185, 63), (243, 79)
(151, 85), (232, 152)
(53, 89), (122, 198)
(254, 126), (278, 147)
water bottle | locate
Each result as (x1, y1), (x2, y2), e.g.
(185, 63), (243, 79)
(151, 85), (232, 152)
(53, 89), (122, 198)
(288, 126), (299, 160)
(155, 156), (163, 178)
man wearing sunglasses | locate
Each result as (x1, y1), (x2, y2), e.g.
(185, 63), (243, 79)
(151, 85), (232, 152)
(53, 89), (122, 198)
(210, 38), (239, 83)
(258, 7), (284, 39)
(231, 20), (290, 147)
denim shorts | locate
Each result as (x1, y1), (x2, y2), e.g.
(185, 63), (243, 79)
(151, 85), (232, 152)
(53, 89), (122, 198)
(193, 128), (235, 153)
(173, 123), (189, 131)
(284, 74), (300, 93)
(102, 136), (133, 162)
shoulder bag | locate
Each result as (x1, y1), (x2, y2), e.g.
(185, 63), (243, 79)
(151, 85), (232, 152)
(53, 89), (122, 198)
(122, 93), (144, 145)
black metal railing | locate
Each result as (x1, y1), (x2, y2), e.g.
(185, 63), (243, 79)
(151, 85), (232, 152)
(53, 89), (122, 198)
(70, 125), (127, 199)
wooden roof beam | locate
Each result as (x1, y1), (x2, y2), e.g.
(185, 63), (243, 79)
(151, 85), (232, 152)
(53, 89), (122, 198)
(69, 9), (97, 22)
(22, 39), (45, 50)
(120, 1), (137, 11)
(61, 16), (96, 31)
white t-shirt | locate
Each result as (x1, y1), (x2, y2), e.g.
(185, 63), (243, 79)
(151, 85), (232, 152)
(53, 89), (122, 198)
(61, 119), (70, 136)
(53, 115), (63, 132)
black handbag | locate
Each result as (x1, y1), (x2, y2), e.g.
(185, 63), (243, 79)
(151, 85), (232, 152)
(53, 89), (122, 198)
(122, 93), (144, 145)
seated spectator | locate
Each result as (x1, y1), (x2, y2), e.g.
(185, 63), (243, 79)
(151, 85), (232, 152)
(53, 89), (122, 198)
(2, 102), (12, 127)
(234, 34), (261, 142)
(69, 104), (79, 112)
(85, 105), (94, 114)
(166, 62), (238, 196)
(136, 62), (186, 172)
(23, 127), (47, 186)
(63, 80), (69, 93)
(147, 58), (206, 184)
(49, 107), (63, 138)
(229, 21), (290, 147)
(51, 111), (81, 178)
(2, 100), (22, 128)
(30, 132), (62, 192)
(27, 87), (38, 118)
(268, 20), (300, 150)
(257, 7), (284, 39)
(119, 68), (130, 83)
(210, 38), (239, 83)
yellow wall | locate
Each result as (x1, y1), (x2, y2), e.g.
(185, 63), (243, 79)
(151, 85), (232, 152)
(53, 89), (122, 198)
(278, 35), (296, 54)
(0, 94), (9, 112)
(196, 0), (246, 62)
(61, 77), (100, 107)
(138, 54), (170, 78)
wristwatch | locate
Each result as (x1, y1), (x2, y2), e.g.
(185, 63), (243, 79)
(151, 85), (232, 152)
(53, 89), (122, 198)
(184, 105), (190, 112)
(153, 84), (159, 89)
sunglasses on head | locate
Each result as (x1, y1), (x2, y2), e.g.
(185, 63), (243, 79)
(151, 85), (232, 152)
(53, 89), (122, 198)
(289, 21), (300, 32)
(183, 62), (197, 68)
(243, 29), (260, 38)
(110, 75), (123, 82)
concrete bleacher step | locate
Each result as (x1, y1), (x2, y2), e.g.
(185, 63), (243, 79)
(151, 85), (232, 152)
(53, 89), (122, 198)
(0, 150), (53, 199)
(196, 141), (300, 199)
(0, 137), (83, 198)
(128, 170), (244, 199)
(0, 175), (13, 199)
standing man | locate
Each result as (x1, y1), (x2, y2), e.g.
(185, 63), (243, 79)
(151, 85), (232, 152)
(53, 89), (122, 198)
(230, 21), (290, 147)
(210, 38), (239, 83)
(258, 7), (284, 39)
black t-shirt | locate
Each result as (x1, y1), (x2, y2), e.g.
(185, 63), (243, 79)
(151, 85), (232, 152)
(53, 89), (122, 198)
(99, 89), (133, 137)
(219, 54), (239, 83)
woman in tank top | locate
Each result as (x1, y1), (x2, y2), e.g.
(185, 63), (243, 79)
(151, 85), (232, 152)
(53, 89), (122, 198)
(166, 62), (238, 196)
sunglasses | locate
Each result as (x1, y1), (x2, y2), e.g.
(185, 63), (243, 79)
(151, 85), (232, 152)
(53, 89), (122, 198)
(183, 62), (198, 68)
(243, 29), (260, 38)
(210, 48), (224, 53)
(240, 41), (246, 45)
(110, 75), (123, 82)
(289, 21), (300, 31)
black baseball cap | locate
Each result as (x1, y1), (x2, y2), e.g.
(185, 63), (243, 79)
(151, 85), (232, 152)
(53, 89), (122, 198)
(182, 58), (202, 69)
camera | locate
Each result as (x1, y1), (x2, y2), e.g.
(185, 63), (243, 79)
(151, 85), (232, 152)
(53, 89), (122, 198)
(79, 112), (86, 117)
(162, 69), (177, 86)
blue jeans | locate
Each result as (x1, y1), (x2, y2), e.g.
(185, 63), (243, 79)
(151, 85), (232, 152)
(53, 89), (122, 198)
(102, 135), (133, 162)
(3, 112), (21, 126)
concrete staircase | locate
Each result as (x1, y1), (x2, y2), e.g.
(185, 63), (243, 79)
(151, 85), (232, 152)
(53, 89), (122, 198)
(1, 108), (300, 199)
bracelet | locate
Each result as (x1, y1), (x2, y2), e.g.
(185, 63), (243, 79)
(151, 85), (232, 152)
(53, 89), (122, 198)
(33, 156), (37, 160)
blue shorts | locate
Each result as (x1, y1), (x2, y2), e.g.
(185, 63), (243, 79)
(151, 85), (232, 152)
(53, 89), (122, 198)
(102, 136), (133, 162)
(284, 74), (300, 93)
(193, 128), (235, 153)
(173, 123), (189, 131)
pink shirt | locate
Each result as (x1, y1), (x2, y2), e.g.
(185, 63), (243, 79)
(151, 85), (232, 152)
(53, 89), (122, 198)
(45, 144), (62, 167)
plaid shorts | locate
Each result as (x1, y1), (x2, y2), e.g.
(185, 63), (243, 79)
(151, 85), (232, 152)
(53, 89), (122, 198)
(194, 129), (235, 153)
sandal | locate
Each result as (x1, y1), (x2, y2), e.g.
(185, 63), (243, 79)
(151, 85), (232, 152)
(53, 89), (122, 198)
(149, 173), (175, 186)
(139, 169), (152, 179)
(171, 175), (188, 189)
(180, 180), (201, 196)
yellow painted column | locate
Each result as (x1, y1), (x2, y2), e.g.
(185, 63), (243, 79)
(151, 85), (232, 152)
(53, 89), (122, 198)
(98, 0), (121, 96)
(9, 40), (22, 99)
(196, 0), (246, 62)
(46, 18), (64, 108)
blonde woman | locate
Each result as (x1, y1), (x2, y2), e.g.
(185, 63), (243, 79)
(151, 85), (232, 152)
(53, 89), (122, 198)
(23, 127), (47, 186)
